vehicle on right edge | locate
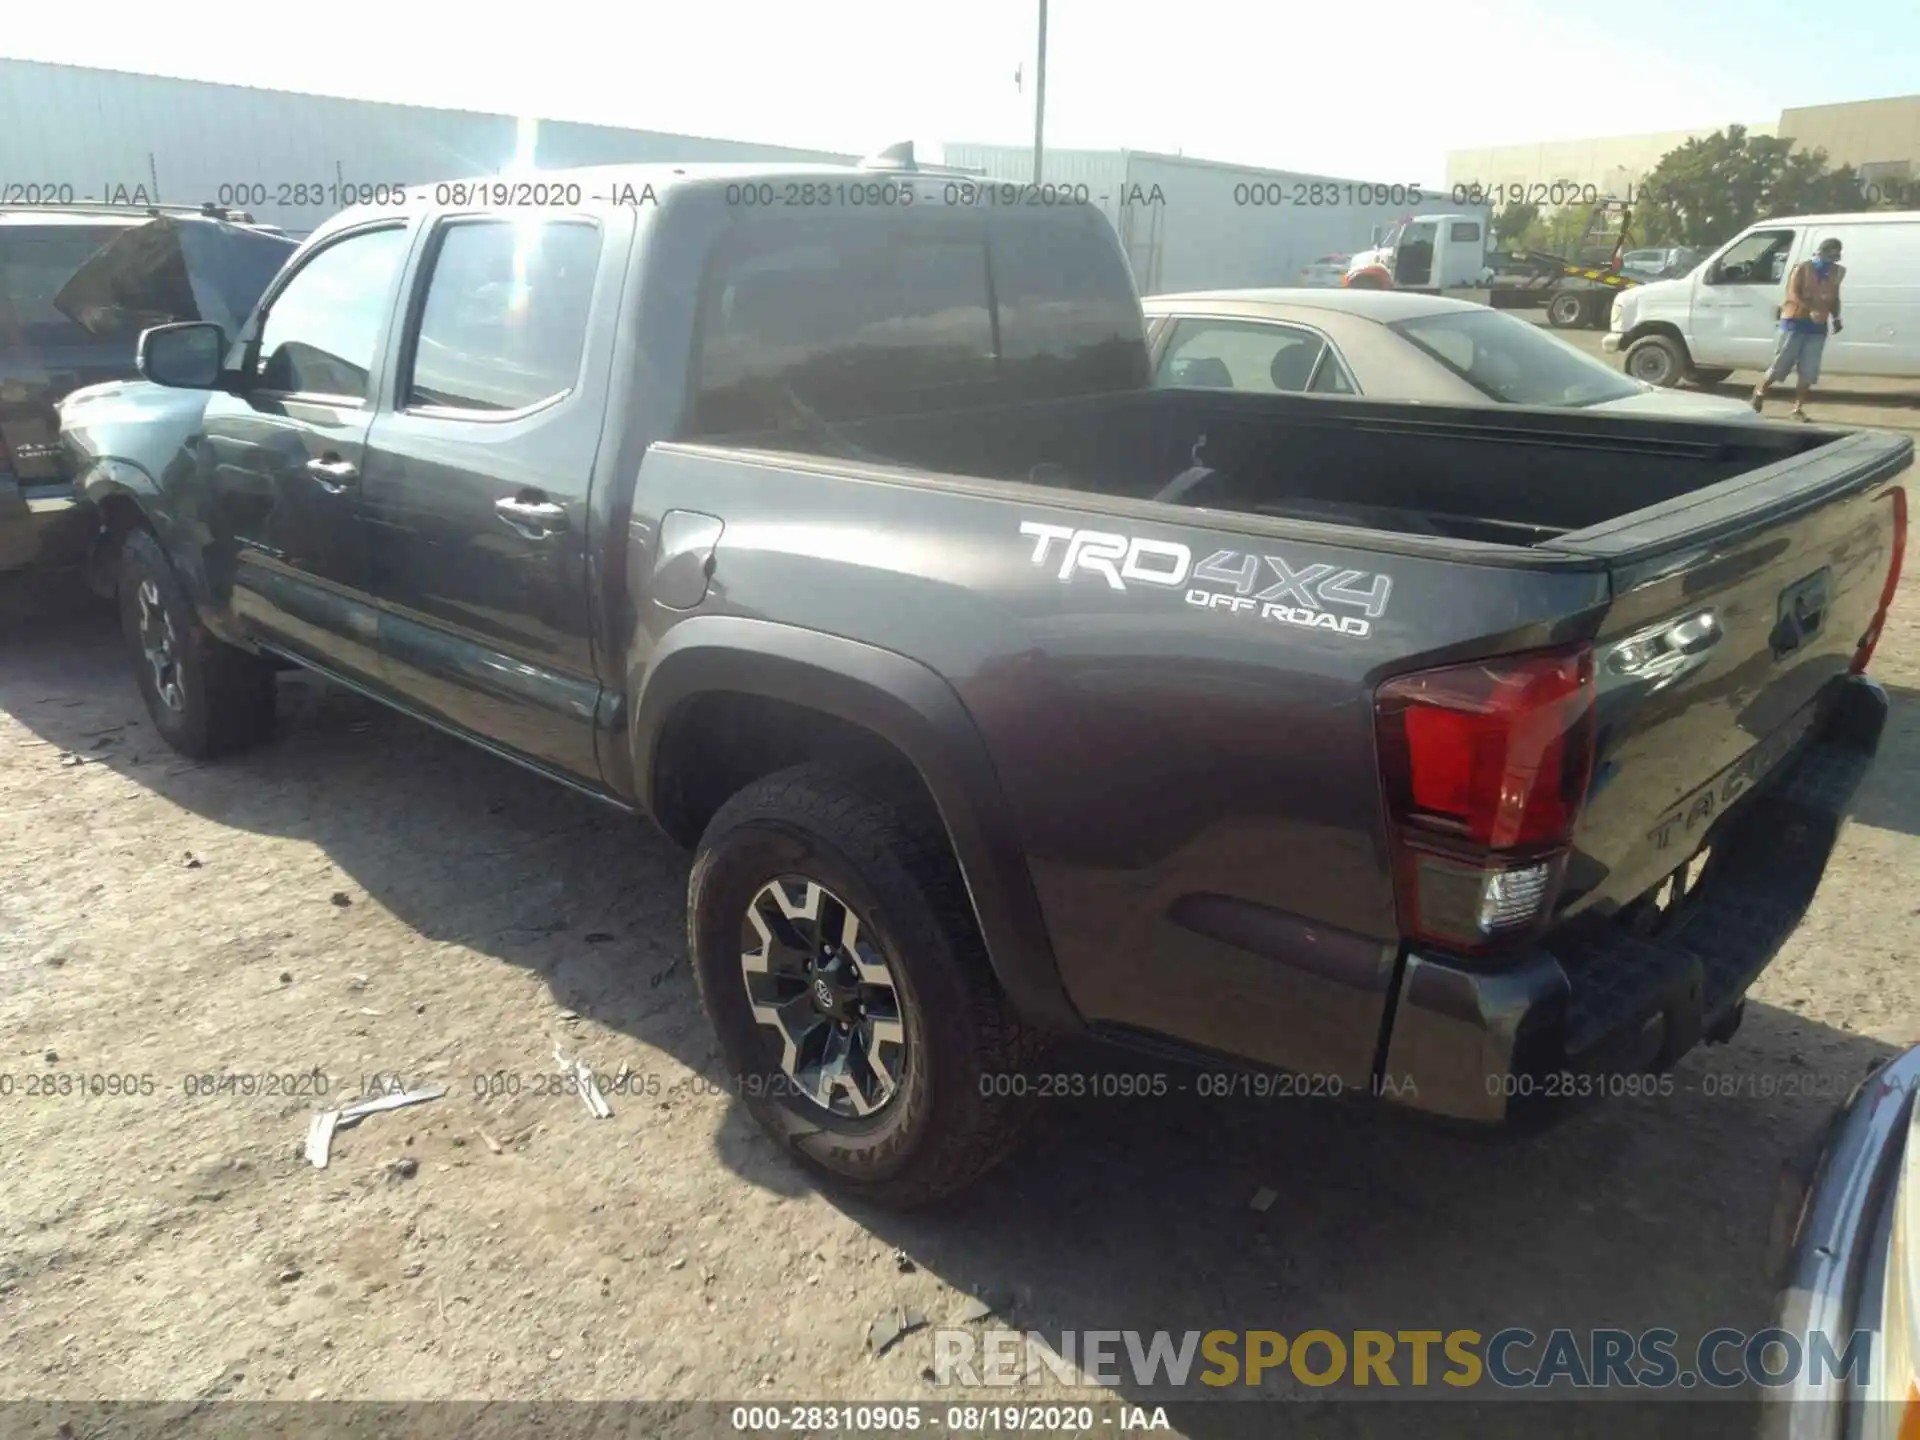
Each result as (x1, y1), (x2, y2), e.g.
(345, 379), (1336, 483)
(1605, 210), (1920, 389)
(1765, 1042), (1920, 1440)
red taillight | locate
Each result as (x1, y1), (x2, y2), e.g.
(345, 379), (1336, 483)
(1376, 646), (1596, 955)
(1852, 486), (1907, 675)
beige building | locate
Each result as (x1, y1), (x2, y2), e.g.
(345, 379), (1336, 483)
(1446, 95), (1920, 212)
(1779, 94), (1920, 184)
(1445, 125), (1776, 205)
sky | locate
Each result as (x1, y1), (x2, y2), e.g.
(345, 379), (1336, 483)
(5, 0), (1916, 184)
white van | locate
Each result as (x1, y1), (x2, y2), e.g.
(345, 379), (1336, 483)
(1602, 210), (1920, 387)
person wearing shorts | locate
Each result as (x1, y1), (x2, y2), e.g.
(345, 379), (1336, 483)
(1752, 238), (1844, 421)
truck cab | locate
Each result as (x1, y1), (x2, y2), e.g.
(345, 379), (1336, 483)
(1343, 214), (1492, 295)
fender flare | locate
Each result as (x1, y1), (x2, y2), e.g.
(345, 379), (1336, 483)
(73, 460), (228, 630)
(630, 614), (1081, 1032)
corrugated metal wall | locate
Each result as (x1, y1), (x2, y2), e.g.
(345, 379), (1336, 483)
(938, 142), (1487, 294)
(1, 60), (856, 235)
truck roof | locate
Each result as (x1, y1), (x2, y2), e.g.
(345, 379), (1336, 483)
(305, 157), (971, 246)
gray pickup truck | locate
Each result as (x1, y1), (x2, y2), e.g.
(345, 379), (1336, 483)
(61, 159), (1910, 1207)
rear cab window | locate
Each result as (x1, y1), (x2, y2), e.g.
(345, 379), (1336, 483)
(689, 203), (1145, 435)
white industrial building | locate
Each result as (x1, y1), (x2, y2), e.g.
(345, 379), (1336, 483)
(942, 144), (1486, 294)
(2, 59), (1482, 291)
(0, 58), (855, 236)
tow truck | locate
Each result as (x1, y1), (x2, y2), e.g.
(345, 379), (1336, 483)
(1345, 199), (1651, 330)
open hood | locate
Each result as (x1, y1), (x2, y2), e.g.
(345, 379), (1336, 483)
(52, 215), (295, 340)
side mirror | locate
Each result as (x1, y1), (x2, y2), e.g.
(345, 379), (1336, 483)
(137, 322), (229, 390)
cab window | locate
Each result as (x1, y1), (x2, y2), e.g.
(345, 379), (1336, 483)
(1156, 317), (1356, 395)
(1707, 229), (1794, 287)
(255, 225), (410, 402)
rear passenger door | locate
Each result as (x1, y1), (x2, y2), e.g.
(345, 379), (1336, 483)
(1154, 317), (1358, 395)
(361, 209), (628, 786)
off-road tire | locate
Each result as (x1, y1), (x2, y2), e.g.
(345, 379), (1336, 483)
(688, 763), (1037, 1208)
(118, 528), (277, 759)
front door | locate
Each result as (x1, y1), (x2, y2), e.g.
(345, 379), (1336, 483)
(1690, 226), (1797, 369)
(1393, 220), (1437, 288)
(361, 213), (615, 785)
(202, 223), (413, 680)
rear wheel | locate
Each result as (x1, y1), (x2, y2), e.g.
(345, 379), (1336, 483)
(1546, 291), (1589, 328)
(688, 763), (1035, 1208)
(1623, 334), (1687, 388)
(118, 529), (277, 759)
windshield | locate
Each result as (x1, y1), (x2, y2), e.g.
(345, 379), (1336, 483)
(1388, 307), (1643, 407)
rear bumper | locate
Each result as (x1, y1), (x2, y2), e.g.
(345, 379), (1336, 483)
(0, 475), (92, 573)
(1379, 675), (1887, 1126)
(1600, 332), (1624, 353)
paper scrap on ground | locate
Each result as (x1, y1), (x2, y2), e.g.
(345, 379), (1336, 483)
(303, 1083), (447, 1168)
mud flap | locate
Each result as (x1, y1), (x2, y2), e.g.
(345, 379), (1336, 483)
(1651, 955), (1707, 1070)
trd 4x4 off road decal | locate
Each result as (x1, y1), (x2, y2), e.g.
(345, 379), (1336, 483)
(1018, 522), (1392, 638)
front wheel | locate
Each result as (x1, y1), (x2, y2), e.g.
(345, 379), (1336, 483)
(687, 764), (1036, 1208)
(1623, 334), (1687, 388)
(118, 529), (277, 758)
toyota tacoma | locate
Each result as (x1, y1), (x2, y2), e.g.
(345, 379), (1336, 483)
(61, 158), (1909, 1206)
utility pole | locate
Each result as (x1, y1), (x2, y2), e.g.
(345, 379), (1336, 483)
(1032, 0), (1048, 184)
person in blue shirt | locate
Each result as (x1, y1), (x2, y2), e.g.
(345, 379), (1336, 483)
(1751, 238), (1845, 421)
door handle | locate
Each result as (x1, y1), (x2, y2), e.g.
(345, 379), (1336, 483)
(495, 495), (569, 538)
(304, 456), (359, 492)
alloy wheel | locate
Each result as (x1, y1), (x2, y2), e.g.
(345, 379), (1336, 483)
(136, 578), (185, 712)
(739, 877), (907, 1118)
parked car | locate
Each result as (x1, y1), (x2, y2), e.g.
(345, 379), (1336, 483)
(0, 204), (293, 573)
(1765, 1044), (1920, 1439)
(1605, 210), (1920, 387)
(1292, 253), (1350, 288)
(1619, 246), (1700, 280)
(65, 159), (1908, 1208)
(1144, 288), (1762, 420)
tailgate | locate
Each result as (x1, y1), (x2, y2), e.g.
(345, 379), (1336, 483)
(1550, 428), (1908, 921)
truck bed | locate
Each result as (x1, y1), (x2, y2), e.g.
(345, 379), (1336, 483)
(715, 387), (1888, 553)
(658, 385), (1906, 1108)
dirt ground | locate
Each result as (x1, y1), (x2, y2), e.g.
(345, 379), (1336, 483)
(3, 391), (1918, 1437)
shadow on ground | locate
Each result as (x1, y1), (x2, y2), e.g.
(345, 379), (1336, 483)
(1, 576), (1904, 1437)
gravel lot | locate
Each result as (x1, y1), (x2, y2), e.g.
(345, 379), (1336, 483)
(3, 366), (1917, 1437)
